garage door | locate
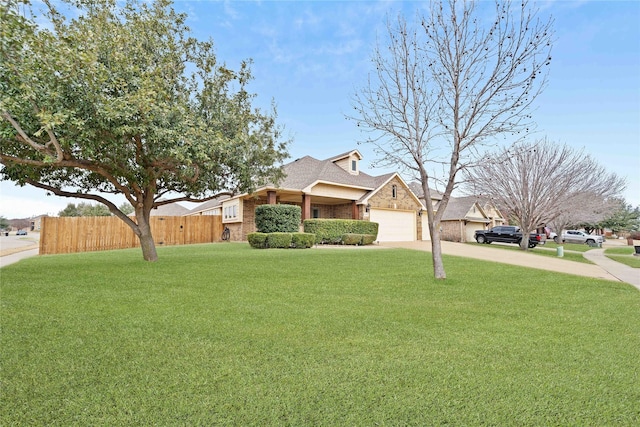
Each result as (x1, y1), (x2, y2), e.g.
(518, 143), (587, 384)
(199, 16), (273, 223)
(369, 209), (416, 242)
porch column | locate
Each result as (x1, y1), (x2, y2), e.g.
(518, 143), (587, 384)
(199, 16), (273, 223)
(352, 201), (358, 219)
(301, 194), (311, 220)
(267, 190), (277, 205)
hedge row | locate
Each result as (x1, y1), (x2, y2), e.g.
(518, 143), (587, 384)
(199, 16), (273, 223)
(303, 219), (378, 244)
(247, 232), (315, 249)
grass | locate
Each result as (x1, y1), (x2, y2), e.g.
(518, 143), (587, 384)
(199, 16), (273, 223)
(540, 241), (595, 253)
(605, 246), (640, 268)
(2, 243), (640, 425)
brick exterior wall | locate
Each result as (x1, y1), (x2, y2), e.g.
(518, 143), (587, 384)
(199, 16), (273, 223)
(240, 198), (267, 240)
(440, 220), (464, 242)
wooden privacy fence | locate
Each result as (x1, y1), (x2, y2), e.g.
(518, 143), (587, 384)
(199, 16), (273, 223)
(40, 216), (223, 255)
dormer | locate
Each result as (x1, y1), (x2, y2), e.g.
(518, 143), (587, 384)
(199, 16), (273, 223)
(329, 150), (363, 175)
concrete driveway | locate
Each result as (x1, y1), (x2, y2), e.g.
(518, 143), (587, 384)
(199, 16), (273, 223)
(381, 240), (640, 290)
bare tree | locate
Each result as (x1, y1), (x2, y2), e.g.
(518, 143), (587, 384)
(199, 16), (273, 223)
(349, 0), (553, 279)
(464, 139), (626, 249)
(548, 194), (621, 238)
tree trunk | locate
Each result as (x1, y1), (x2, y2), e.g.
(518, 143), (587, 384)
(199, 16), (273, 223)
(136, 214), (158, 262)
(519, 226), (532, 251)
(430, 228), (446, 280)
(138, 229), (158, 262)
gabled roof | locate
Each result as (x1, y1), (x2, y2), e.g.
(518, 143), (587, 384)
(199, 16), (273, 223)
(327, 149), (363, 162)
(188, 194), (231, 215)
(440, 196), (489, 222)
(150, 202), (190, 217)
(360, 172), (424, 206)
(277, 153), (380, 191)
(408, 181), (444, 201)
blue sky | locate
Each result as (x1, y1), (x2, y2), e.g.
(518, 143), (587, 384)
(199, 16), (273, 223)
(1, 0), (638, 218)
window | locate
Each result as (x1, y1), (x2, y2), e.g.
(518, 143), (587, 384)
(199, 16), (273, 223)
(351, 160), (357, 171)
(392, 184), (397, 199)
(312, 208), (320, 219)
(222, 201), (240, 222)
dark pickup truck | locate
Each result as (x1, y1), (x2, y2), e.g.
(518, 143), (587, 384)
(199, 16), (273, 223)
(474, 225), (546, 248)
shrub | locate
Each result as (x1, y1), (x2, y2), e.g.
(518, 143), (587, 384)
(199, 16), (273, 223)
(255, 204), (301, 233)
(247, 233), (268, 249)
(266, 232), (293, 249)
(291, 233), (315, 249)
(304, 219), (378, 244)
(250, 232), (314, 249)
(362, 234), (376, 245)
(341, 233), (378, 246)
(342, 234), (363, 245)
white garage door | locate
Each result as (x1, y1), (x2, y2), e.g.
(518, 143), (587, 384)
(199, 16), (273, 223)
(369, 209), (416, 242)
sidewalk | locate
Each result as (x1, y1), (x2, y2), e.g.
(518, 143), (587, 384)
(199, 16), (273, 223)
(583, 249), (640, 291)
(381, 240), (640, 291)
(0, 248), (40, 269)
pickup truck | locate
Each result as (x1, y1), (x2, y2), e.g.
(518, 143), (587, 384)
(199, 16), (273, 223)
(474, 225), (546, 248)
(559, 230), (604, 246)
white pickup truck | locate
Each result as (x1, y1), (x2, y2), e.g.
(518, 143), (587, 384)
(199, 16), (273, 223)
(560, 230), (604, 246)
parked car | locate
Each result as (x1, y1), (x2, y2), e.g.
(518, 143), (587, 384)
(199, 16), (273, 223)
(474, 225), (546, 248)
(560, 230), (603, 245)
(16, 230), (28, 235)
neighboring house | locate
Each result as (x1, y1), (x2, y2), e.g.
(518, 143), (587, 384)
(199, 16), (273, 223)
(188, 195), (231, 216)
(188, 150), (427, 242)
(149, 202), (190, 217)
(407, 185), (506, 243)
(408, 182), (443, 211)
(478, 201), (506, 229)
(439, 197), (493, 243)
(29, 215), (48, 231)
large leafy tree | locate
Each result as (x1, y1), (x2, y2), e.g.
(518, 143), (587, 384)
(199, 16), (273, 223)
(0, 0), (288, 261)
(59, 202), (112, 217)
(599, 200), (640, 234)
(350, 0), (553, 279)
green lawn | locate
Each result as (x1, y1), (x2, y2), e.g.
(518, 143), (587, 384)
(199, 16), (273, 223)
(540, 241), (595, 253)
(2, 244), (639, 425)
(605, 246), (640, 268)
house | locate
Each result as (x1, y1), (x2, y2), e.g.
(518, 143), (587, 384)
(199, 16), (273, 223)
(29, 215), (48, 231)
(407, 185), (506, 242)
(127, 201), (191, 217)
(408, 182), (443, 210)
(478, 200), (506, 229)
(188, 150), (428, 242)
(150, 203), (190, 217)
(188, 195), (231, 216)
(439, 197), (495, 243)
